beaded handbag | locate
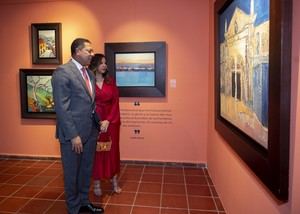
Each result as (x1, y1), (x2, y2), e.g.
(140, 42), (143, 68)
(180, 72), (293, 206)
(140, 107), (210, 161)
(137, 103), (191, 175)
(96, 139), (112, 152)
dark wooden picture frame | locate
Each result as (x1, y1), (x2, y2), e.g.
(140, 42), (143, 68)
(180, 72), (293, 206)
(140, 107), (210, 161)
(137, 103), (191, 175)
(20, 69), (55, 119)
(214, 0), (292, 201)
(31, 23), (62, 64)
(105, 41), (166, 97)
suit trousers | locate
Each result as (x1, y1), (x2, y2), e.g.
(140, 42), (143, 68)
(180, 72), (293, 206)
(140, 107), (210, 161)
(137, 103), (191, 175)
(60, 129), (98, 214)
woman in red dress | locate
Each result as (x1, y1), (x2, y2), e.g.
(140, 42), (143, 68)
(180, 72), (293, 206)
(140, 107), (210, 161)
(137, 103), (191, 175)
(89, 53), (121, 196)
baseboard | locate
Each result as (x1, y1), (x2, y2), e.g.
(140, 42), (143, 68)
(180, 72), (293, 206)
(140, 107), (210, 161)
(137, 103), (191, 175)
(121, 159), (207, 168)
(0, 154), (60, 160)
(0, 154), (206, 168)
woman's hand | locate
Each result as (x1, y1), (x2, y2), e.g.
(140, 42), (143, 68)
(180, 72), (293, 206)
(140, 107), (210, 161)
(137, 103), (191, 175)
(100, 120), (110, 132)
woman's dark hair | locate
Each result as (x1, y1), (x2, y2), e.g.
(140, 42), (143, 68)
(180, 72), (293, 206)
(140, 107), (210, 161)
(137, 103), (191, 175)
(88, 53), (110, 83)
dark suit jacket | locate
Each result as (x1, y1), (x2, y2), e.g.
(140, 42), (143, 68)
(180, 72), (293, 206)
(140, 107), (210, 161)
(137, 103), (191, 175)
(52, 60), (97, 143)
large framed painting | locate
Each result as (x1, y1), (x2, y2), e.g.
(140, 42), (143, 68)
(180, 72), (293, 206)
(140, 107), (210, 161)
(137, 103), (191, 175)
(215, 0), (292, 200)
(31, 23), (62, 64)
(105, 41), (166, 97)
(19, 69), (55, 119)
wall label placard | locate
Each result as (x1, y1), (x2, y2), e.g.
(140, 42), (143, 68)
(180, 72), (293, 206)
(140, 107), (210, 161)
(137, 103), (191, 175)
(121, 109), (173, 127)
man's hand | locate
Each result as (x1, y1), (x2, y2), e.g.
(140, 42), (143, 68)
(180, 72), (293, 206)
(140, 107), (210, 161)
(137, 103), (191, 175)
(71, 136), (83, 153)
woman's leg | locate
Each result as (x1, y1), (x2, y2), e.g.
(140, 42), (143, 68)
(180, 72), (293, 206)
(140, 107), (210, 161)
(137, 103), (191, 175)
(93, 180), (102, 196)
(111, 175), (122, 194)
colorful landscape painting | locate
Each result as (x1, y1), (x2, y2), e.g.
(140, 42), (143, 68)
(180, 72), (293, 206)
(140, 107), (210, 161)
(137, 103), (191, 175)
(26, 75), (54, 113)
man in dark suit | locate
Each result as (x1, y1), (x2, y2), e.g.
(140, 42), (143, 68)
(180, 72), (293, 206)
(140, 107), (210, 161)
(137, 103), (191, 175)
(52, 38), (103, 214)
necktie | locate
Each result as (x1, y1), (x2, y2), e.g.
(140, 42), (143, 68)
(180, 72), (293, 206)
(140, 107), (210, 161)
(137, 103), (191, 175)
(81, 67), (92, 96)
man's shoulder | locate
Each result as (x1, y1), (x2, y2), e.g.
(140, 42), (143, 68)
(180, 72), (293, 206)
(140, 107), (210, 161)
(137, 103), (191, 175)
(56, 60), (74, 71)
(56, 60), (74, 69)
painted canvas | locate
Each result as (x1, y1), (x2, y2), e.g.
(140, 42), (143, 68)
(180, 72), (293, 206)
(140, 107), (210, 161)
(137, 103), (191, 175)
(38, 30), (56, 58)
(115, 53), (155, 87)
(105, 42), (166, 97)
(26, 75), (54, 113)
(31, 23), (62, 64)
(218, 0), (269, 148)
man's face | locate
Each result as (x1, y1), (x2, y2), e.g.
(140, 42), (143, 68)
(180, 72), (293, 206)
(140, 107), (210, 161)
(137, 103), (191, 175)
(76, 42), (94, 66)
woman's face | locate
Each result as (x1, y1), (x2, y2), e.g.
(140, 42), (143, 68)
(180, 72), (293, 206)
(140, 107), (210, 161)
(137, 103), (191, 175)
(97, 57), (107, 74)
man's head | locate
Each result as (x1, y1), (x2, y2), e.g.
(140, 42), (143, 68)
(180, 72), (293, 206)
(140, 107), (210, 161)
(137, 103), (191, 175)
(71, 38), (94, 66)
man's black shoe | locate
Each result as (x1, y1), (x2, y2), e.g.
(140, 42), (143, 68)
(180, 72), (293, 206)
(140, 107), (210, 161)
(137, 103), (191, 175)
(79, 203), (104, 213)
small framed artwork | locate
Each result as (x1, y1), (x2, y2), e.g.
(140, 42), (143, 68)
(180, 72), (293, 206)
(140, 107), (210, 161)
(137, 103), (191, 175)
(105, 41), (166, 97)
(31, 23), (62, 64)
(19, 69), (55, 119)
(215, 0), (292, 200)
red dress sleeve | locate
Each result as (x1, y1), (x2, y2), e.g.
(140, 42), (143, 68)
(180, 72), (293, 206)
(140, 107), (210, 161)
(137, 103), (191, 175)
(106, 79), (120, 124)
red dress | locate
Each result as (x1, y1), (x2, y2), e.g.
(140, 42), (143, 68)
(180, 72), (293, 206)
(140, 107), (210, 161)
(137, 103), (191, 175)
(92, 78), (121, 180)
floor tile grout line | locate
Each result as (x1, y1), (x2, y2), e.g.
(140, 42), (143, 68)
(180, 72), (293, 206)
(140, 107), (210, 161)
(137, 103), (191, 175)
(107, 161), (127, 209)
(1, 161), (59, 214)
(102, 165), (121, 210)
(0, 159), (46, 182)
(1, 159), (225, 214)
(133, 204), (191, 210)
(128, 164), (145, 214)
(104, 161), (127, 208)
(42, 191), (65, 214)
(14, 196), (48, 213)
(0, 159), (22, 169)
(120, 189), (220, 197)
(2, 165), (57, 188)
(2, 168), (28, 182)
(13, 160), (57, 188)
(0, 196), (65, 202)
(159, 166), (165, 214)
(189, 208), (220, 213)
(41, 168), (65, 214)
(103, 163), (133, 209)
(183, 167), (191, 214)
(0, 178), (42, 213)
(207, 169), (226, 214)
(205, 169), (221, 214)
(14, 183), (53, 213)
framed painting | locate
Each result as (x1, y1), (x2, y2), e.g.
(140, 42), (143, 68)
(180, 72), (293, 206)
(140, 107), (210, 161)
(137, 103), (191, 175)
(31, 23), (62, 64)
(19, 69), (55, 119)
(214, 0), (292, 200)
(105, 41), (166, 97)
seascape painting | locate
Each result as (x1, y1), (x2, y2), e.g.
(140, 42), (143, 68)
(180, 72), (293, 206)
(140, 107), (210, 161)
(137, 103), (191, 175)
(115, 53), (155, 87)
(218, 0), (269, 148)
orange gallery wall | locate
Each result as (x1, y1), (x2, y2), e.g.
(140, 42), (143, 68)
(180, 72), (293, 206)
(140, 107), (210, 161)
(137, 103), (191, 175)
(207, 0), (300, 214)
(0, 0), (209, 163)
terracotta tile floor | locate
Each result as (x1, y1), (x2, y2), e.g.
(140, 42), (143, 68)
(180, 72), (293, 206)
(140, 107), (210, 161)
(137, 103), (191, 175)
(0, 159), (226, 214)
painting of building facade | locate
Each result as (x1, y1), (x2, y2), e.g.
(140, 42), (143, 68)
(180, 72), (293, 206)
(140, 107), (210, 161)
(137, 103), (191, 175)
(219, 0), (269, 148)
(38, 30), (56, 58)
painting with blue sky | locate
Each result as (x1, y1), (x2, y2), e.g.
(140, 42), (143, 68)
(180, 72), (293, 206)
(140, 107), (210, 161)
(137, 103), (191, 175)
(218, 0), (270, 148)
(219, 0), (269, 43)
(115, 52), (155, 87)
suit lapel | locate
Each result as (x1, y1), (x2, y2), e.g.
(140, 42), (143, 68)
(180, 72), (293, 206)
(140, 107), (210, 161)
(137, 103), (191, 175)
(87, 68), (96, 101)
